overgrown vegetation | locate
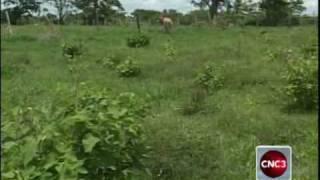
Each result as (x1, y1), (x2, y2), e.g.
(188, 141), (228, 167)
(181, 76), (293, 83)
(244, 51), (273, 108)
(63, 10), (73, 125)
(2, 41), (151, 179)
(2, 90), (151, 179)
(1, 25), (317, 180)
(282, 58), (318, 110)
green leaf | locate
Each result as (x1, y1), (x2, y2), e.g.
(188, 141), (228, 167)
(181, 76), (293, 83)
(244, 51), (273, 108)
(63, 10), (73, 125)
(82, 133), (100, 153)
(22, 138), (38, 166)
(3, 141), (17, 151)
(109, 107), (127, 119)
(44, 160), (57, 170)
(3, 171), (15, 178)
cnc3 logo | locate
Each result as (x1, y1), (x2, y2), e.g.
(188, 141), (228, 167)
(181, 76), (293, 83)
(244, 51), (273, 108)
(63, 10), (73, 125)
(256, 146), (292, 180)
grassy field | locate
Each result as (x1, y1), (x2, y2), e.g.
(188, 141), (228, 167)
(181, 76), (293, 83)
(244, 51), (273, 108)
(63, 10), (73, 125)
(1, 25), (318, 179)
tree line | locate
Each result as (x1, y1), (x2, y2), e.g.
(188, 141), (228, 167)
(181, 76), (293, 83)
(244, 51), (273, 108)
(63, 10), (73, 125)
(0, 0), (317, 26)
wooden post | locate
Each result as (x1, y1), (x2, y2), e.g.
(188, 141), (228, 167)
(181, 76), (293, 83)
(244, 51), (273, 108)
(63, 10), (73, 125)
(95, 8), (99, 25)
(5, 10), (13, 35)
(136, 14), (141, 33)
(287, 12), (292, 28)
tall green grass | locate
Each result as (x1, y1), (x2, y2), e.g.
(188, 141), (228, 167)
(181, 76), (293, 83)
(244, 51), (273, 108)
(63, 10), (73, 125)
(1, 25), (317, 179)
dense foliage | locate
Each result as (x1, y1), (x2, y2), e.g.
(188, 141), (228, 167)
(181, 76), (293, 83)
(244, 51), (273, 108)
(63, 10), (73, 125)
(2, 90), (151, 179)
(116, 57), (141, 77)
(282, 58), (318, 110)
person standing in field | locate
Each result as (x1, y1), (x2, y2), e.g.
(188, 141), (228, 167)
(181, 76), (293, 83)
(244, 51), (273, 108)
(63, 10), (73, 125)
(160, 15), (173, 33)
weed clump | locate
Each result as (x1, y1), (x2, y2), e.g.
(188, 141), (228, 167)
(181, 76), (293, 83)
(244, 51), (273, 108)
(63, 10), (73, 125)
(127, 34), (150, 48)
(163, 40), (177, 61)
(194, 64), (224, 93)
(181, 63), (224, 116)
(116, 57), (141, 77)
(62, 42), (84, 59)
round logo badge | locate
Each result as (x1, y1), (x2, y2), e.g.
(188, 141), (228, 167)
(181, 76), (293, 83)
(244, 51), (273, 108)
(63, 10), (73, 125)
(260, 150), (287, 178)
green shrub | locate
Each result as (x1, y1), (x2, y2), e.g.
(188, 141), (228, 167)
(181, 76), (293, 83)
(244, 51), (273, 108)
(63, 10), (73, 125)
(163, 40), (177, 61)
(282, 58), (318, 110)
(194, 64), (224, 93)
(62, 42), (84, 59)
(181, 63), (224, 116)
(2, 91), (151, 180)
(127, 34), (150, 48)
(116, 57), (141, 77)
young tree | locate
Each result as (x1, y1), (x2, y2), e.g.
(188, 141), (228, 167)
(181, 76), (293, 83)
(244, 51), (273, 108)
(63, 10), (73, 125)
(260, 0), (305, 26)
(233, 0), (243, 14)
(46, 0), (74, 24)
(259, 0), (290, 26)
(191, 0), (221, 22)
(73, 0), (124, 25)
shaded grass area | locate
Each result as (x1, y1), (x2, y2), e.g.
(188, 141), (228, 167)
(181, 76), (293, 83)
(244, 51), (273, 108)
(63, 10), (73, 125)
(1, 25), (317, 179)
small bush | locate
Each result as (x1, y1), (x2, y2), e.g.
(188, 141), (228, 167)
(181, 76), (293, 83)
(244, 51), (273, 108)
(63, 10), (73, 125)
(62, 42), (84, 59)
(127, 34), (150, 48)
(116, 57), (141, 77)
(163, 40), (177, 61)
(2, 91), (151, 180)
(282, 58), (318, 110)
(194, 64), (224, 93)
(181, 63), (225, 116)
